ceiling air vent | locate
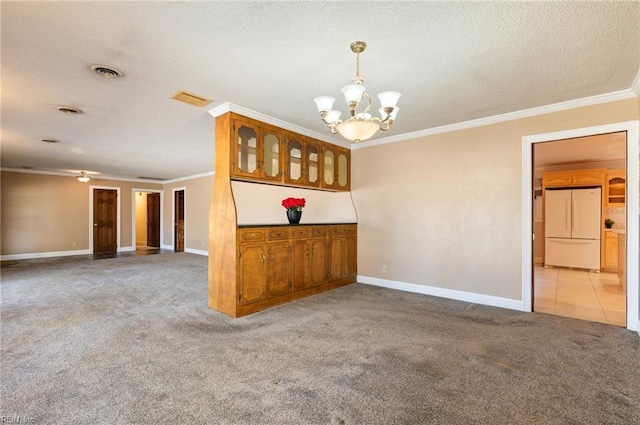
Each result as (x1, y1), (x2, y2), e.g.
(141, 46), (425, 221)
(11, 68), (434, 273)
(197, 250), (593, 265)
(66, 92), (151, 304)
(137, 176), (165, 181)
(41, 138), (59, 144)
(56, 106), (83, 114)
(90, 64), (125, 79)
(171, 90), (211, 107)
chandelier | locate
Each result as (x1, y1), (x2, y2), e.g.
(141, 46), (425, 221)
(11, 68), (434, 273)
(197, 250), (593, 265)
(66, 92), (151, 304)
(77, 171), (90, 183)
(314, 41), (400, 143)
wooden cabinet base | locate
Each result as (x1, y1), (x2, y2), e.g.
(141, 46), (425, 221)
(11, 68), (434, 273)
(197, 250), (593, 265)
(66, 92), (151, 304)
(235, 278), (355, 318)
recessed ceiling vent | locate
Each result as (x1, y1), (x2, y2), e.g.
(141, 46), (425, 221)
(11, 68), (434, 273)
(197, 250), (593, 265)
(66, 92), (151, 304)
(41, 138), (59, 144)
(137, 176), (165, 181)
(56, 106), (83, 114)
(90, 64), (125, 79)
(171, 90), (211, 107)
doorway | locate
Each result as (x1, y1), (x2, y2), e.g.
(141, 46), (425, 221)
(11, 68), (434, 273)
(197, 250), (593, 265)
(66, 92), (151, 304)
(134, 190), (163, 251)
(174, 189), (185, 252)
(532, 133), (627, 326)
(522, 121), (639, 332)
(92, 188), (118, 254)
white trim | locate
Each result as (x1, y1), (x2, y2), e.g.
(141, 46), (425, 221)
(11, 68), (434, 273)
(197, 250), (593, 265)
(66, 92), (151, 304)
(161, 244), (173, 250)
(185, 248), (208, 256)
(89, 186), (121, 254)
(358, 276), (523, 311)
(131, 188), (164, 250)
(208, 102), (352, 149)
(0, 167), (166, 184)
(631, 69), (640, 95)
(1, 249), (90, 261)
(522, 121), (639, 332)
(118, 246), (135, 253)
(352, 89), (638, 150)
(172, 187), (187, 252)
(163, 171), (214, 184)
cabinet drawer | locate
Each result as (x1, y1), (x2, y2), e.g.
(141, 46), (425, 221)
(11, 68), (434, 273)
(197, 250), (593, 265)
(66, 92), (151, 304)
(573, 172), (603, 186)
(328, 226), (343, 236)
(310, 227), (327, 238)
(290, 227), (310, 239)
(238, 229), (265, 242)
(605, 231), (618, 240)
(267, 228), (289, 241)
(343, 225), (357, 235)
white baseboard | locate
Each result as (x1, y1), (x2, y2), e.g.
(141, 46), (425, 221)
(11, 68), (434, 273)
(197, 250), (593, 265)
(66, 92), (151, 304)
(118, 246), (135, 253)
(185, 248), (208, 256)
(161, 244), (173, 250)
(358, 275), (524, 311)
(1, 249), (91, 261)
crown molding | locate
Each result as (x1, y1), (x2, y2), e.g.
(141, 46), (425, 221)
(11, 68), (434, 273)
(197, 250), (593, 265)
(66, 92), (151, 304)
(352, 88), (639, 150)
(163, 171), (214, 184)
(0, 167), (165, 184)
(631, 69), (640, 96)
(208, 102), (351, 149)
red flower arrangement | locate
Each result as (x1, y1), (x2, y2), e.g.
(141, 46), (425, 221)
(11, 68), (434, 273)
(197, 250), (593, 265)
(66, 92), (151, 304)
(281, 197), (306, 211)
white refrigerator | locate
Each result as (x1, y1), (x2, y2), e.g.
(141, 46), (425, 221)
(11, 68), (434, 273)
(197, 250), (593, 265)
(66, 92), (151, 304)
(544, 187), (601, 270)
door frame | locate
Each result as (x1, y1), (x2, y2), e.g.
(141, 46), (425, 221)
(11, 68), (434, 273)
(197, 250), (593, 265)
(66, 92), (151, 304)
(172, 187), (186, 251)
(131, 188), (164, 250)
(89, 186), (121, 254)
(521, 121), (639, 332)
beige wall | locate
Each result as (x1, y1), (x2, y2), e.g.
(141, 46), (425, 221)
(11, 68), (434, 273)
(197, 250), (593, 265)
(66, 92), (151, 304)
(1, 171), (161, 256)
(352, 98), (639, 301)
(162, 174), (213, 252)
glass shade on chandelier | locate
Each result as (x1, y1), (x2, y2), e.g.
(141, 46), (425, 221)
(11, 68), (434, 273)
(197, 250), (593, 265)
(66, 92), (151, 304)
(314, 41), (400, 143)
(77, 171), (90, 183)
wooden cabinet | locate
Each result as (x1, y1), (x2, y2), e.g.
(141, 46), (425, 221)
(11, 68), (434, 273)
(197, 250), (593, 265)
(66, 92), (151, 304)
(605, 170), (625, 206)
(603, 231), (619, 271)
(228, 113), (349, 191)
(233, 224), (356, 317)
(232, 117), (284, 182)
(542, 169), (605, 188)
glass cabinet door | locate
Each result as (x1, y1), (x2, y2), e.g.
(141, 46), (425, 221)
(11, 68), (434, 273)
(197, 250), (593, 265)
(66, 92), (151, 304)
(323, 149), (335, 186)
(262, 131), (281, 180)
(337, 151), (349, 189)
(234, 123), (259, 176)
(307, 143), (319, 186)
(286, 138), (303, 183)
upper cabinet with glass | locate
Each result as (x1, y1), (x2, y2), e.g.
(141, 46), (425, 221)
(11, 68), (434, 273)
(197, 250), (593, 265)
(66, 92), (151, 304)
(227, 113), (350, 191)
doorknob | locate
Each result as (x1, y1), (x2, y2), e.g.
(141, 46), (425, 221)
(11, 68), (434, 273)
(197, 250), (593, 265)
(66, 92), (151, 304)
(94, 224), (98, 227)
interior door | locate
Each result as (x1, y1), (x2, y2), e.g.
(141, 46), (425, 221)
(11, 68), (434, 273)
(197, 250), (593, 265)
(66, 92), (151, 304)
(93, 189), (117, 254)
(174, 190), (185, 252)
(146, 192), (160, 247)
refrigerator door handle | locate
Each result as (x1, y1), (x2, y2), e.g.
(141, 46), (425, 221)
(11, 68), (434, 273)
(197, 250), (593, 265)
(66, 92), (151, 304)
(565, 199), (570, 231)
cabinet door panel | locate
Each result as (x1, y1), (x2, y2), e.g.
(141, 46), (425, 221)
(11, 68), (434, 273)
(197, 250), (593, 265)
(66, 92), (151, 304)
(328, 237), (346, 281)
(286, 137), (304, 184)
(309, 240), (328, 286)
(262, 130), (282, 180)
(306, 142), (320, 187)
(345, 236), (357, 278)
(267, 243), (290, 297)
(233, 121), (260, 177)
(323, 148), (336, 187)
(291, 240), (310, 290)
(239, 244), (266, 304)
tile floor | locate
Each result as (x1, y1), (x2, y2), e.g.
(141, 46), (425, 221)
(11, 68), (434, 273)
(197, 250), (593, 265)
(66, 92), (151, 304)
(534, 266), (626, 327)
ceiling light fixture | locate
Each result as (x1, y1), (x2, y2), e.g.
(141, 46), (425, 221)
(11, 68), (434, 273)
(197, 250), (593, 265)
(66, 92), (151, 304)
(77, 171), (90, 183)
(314, 41), (400, 143)
(56, 106), (83, 115)
(90, 64), (125, 79)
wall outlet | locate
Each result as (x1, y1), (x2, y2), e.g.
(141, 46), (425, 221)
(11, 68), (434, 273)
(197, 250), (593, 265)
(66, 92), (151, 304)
(382, 265), (387, 273)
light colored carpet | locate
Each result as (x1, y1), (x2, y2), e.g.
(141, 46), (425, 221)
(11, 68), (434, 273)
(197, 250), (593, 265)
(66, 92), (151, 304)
(1, 253), (639, 424)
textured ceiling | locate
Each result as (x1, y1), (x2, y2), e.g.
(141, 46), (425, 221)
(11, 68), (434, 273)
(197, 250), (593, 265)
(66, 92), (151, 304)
(1, 1), (638, 180)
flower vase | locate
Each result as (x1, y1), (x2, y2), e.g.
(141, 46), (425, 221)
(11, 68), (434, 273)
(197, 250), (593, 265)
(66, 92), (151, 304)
(287, 210), (302, 225)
